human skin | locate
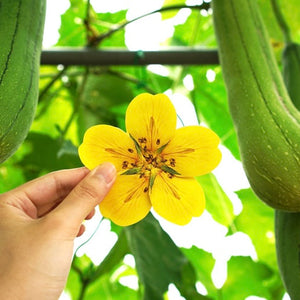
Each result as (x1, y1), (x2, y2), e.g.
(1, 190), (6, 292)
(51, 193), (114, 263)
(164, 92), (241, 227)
(0, 163), (116, 300)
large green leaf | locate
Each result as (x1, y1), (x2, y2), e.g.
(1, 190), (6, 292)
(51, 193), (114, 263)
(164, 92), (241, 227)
(77, 73), (134, 140)
(182, 246), (217, 298)
(191, 66), (240, 160)
(221, 256), (274, 300)
(57, 0), (87, 46)
(172, 9), (216, 47)
(15, 132), (81, 180)
(125, 213), (208, 300)
(234, 188), (276, 268)
(197, 173), (234, 227)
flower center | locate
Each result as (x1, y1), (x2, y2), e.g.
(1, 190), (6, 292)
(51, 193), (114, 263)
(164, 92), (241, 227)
(121, 136), (180, 188)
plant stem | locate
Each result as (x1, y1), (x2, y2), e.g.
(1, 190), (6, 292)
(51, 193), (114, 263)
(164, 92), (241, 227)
(60, 67), (89, 140)
(39, 67), (67, 103)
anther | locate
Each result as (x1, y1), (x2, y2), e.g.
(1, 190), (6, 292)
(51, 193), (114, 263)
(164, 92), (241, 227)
(138, 137), (147, 143)
(170, 158), (176, 167)
(122, 161), (129, 169)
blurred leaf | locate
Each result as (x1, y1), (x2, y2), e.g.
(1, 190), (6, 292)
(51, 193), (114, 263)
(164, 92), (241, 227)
(221, 256), (273, 300)
(89, 230), (130, 282)
(191, 66), (240, 160)
(172, 9), (216, 47)
(84, 273), (138, 300)
(0, 164), (25, 192)
(161, 1), (185, 20)
(16, 132), (81, 179)
(182, 246), (217, 298)
(234, 189), (276, 269)
(125, 213), (208, 300)
(258, 0), (300, 45)
(197, 173), (234, 228)
(77, 73), (134, 139)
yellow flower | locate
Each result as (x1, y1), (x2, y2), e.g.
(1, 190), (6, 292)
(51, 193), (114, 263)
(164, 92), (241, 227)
(79, 93), (221, 226)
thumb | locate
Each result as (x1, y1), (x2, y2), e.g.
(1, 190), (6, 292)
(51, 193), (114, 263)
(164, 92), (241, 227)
(47, 162), (116, 234)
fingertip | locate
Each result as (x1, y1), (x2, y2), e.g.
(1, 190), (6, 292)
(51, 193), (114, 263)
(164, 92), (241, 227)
(91, 162), (117, 187)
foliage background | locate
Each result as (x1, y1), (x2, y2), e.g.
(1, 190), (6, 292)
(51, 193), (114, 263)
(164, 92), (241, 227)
(1, 0), (299, 299)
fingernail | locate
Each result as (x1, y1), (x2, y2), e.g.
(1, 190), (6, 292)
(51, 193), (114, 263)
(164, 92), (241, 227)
(94, 163), (116, 184)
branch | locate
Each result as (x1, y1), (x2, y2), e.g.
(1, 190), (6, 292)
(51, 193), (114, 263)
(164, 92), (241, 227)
(88, 3), (210, 47)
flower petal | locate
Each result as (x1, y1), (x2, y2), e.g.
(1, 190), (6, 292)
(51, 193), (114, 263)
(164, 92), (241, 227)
(150, 172), (205, 225)
(78, 125), (137, 172)
(125, 93), (177, 151)
(163, 126), (221, 177)
(100, 175), (151, 226)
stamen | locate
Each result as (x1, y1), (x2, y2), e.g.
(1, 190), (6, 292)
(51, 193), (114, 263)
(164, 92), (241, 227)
(138, 137), (147, 143)
(105, 148), (128, 157)
(167, 148), (195, 155)
(170, 158), (176, 167)
(122, 161), (129, 169)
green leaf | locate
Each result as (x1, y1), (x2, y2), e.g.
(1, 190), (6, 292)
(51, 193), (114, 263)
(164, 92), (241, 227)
(125, 213), (208, 300)
(172, 9), (216, 47)
(0, 164), (26, 193)
(234, 188), (276, 269)
(197, 173), (234, 227)
(161, 0), (186, 20)
(57, 0), (87, 46)
(182, 246), (217, 298)
(191, 66), (240, 160)
(16, 132), (81, 180)
(221, 256), (274, 300)
(89, 230), (130, 282)
(77, 73), (134, 140)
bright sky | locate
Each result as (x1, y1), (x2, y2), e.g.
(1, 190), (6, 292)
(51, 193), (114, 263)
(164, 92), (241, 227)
(43, 1), (283, 300)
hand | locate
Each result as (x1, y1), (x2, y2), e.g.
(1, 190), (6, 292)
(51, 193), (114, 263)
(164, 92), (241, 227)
(0, 163), (116, 300)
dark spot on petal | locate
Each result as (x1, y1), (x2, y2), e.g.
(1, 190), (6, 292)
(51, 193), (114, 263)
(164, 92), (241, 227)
(128, 148), (134, 153)
(156, 139), (160, 145)
(144, 187), (149, 193)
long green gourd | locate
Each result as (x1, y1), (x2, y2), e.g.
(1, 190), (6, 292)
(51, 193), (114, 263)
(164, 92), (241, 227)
(0, 0), (46, 163)
(212, 0), (300, 211)
(275, 210), (300, 299)
(273, 1), (300, 298)
(282, 43), (300, 110)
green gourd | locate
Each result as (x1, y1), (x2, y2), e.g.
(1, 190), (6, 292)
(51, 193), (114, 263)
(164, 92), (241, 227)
(212, 0), (300, 211)
(282, 42), (300, 111)
(0, 0), (46, 163)
(274, 8), (300, 300)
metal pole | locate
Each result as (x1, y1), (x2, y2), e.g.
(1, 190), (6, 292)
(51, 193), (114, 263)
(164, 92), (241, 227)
(40, 48), (219, 66)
